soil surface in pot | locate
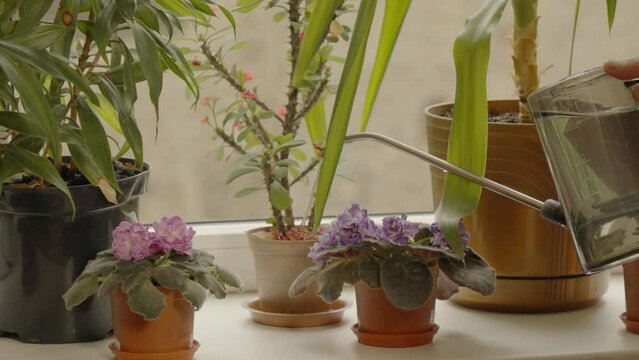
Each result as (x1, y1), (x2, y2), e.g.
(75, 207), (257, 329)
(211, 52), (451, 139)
(5, 159), (143, 188)
(442, 109), (519, 123)
(253, 226), (318, 241)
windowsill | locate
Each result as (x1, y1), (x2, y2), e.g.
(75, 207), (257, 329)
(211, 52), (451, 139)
(2, 273), (637, 360)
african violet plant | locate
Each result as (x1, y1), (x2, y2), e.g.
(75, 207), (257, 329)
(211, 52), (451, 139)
(63, 216), (244, 320)
(290, 204), (496, 310)
(0, 0), (231, 205)
(190, 0), (354, 236)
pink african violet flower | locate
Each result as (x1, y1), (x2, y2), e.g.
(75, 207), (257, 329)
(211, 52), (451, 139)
(152, 216), (195, 255)
(277, 105), (287, 118)
(112, 222), (153, 261)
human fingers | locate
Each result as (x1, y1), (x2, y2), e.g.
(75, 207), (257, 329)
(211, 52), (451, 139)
(604, 58), (639, 80)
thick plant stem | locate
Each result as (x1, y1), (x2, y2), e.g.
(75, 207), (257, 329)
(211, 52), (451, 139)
(511, 0), (538, 123)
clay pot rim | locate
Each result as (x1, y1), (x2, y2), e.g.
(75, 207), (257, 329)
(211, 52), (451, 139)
(109, 340), (200, 360)
(351, 323), (439, 348)
(247, 226), (318, 245)
(424, 99), (536, 128)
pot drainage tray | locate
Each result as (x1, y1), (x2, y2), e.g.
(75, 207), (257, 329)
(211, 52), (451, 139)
(109, 340), (200, 360)
(243, 299), (351, 327)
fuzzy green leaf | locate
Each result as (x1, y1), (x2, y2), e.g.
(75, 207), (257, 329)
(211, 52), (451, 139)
(215, 265), (245, 291)
(438, 249), (496, 296)
(439, 0), (507, 257)
(316, 261), (359, 303)
(63, 275), (98, 309)
(180, 278), (207, 310)
(97, 272), (127, 299)
(270, 182), (292, 210)
(289, 267), (319, 297)
(195, 272), (226, 299)
(380, 256), (433, 311)
(152, 266), (190, 289)
(292, 0), (342, 85)
(313, 0), (377, 226)
(126, 280), (167, 320)
(358, 257), (381, 288)
(360, 0), (411, 131)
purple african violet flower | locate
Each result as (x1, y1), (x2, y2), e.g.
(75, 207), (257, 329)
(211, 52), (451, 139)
(308, 204), (377, 265)
(152, 216), (195, 255)
(430, 221), (470, 250)
(112, 221), (153, 261)
(380, 215), (420, 245)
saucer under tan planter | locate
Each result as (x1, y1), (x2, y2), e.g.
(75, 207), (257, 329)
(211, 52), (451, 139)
(425, 100), (609, 313)
(247, 227), (344, 326)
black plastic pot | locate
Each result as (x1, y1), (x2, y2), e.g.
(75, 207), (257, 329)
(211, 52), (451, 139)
(0, 162), (150, 343)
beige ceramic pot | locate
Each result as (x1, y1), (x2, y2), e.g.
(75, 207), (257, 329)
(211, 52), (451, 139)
(247, 227), (331, 315)
(425, 100), (609, 312)
(622, 260), (639, 334)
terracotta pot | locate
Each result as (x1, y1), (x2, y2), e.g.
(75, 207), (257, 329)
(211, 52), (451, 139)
(247, 227), (331, 315)
(425, 100), (609, 313)
(352, 269), (438, 348)
(622, 260), (639, 334)
(110, 287), (198, 360)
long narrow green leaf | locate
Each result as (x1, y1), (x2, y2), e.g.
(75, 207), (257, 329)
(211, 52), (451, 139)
(305, 98), (326, 153)
(0, 55), (62, 163)
(93, 1), (120, 53)
(439, 0), (507, 257)
(606, 0), (617, 32)
(292, 0), (342, 86)
(98, 76), (144, 167)
(360, 0), (412, 131)
(568, 0), (581, 75)
(132, 22), (163, 129)
(3, 24), (69, 49)
(313, 0), (377, 226)
(0, 40), (98, 103)
(5, 144), (73, 210)
(89, 94), (123, 134)
(0, 112), (45, 138)
(77, 97), (121, 192)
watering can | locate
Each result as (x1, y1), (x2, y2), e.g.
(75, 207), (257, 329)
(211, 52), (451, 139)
(342, 68), (639, 275)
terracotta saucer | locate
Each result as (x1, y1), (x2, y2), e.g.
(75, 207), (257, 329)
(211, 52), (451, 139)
(109, 340), (200, 360)
(621, 312), (639, 334)
(351, 324), (439, 348)
(243, 299), (351, 327)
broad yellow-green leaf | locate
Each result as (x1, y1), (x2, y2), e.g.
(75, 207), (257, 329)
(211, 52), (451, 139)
(439, 0), (507, 257)
(77, 98), (121, 192)
(313, 0), (377, 226)
(89, 94), (123, 134)
(0, 55), (62, 163)
(132, 22), (163, 127)
(270, 182), (292, 210)
(292, 0), (342, 86)
(5, 144), (74, 210)
(606, 0), (617, 32)
(305, 98), (326, 154)
(360, 0), (412, 131)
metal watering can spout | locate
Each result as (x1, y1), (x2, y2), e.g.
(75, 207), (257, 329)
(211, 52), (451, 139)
(343, 132), (567, 227)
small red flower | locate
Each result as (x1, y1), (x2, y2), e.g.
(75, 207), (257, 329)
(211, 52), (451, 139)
(313, 143), (324, 152)
(200, 96), (219, 107)
(277, 105), (287, 118)
(243, 71), (254, 82)
(192, 58), (202, 66)
(298, 31), (304, 41)
(233, 119), (245, 129)
(241, 90), (257, 100)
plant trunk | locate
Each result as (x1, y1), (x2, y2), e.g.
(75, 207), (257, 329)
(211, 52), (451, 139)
(511, 0), (539, 123)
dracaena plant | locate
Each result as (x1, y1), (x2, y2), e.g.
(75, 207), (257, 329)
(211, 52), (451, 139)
(63, 216), (244, 320)
(289, 204), (496, 310)
(0, 0), (232, 206)
(189, 0), (354, 237)
(296, 0), (619, 256)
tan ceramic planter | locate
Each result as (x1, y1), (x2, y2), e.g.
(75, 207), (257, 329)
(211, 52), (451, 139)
(110, 287), (198, 360)
(247, 227), (331, 315)
(425, 100), (609, 312)
(622, 260), (639, 334)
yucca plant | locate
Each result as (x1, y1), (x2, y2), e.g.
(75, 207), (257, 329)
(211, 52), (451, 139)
(295, 0), (618, 255)
(0, 0), (231, 203)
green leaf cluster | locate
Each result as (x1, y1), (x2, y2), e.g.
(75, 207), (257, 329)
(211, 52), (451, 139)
(289, 227), (495, 311)
(63, 249), (244, 320)
(0, 0), (232, 205)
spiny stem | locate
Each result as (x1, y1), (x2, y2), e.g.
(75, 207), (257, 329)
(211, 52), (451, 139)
(215, 128), (247, 155)
(290, 156), (322, 187)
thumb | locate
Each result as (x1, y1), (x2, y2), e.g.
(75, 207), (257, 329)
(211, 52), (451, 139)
(604, 58), (639, 80)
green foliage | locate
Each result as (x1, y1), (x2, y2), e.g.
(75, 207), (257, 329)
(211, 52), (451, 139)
(63, 249), (245, 321)
(439, 0), (507, 257)
(0, 0), (229, 203)
(289, 225), (495, 311)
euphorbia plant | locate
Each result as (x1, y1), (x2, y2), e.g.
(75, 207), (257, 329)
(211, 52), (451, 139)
(191, 0), (353, 236)
(0, 1), (231, 205)
(290, 204), (496, 310)
(63, 216), (244, 320)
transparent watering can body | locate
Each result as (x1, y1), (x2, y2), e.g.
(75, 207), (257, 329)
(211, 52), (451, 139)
(339, 68), (639, 275)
